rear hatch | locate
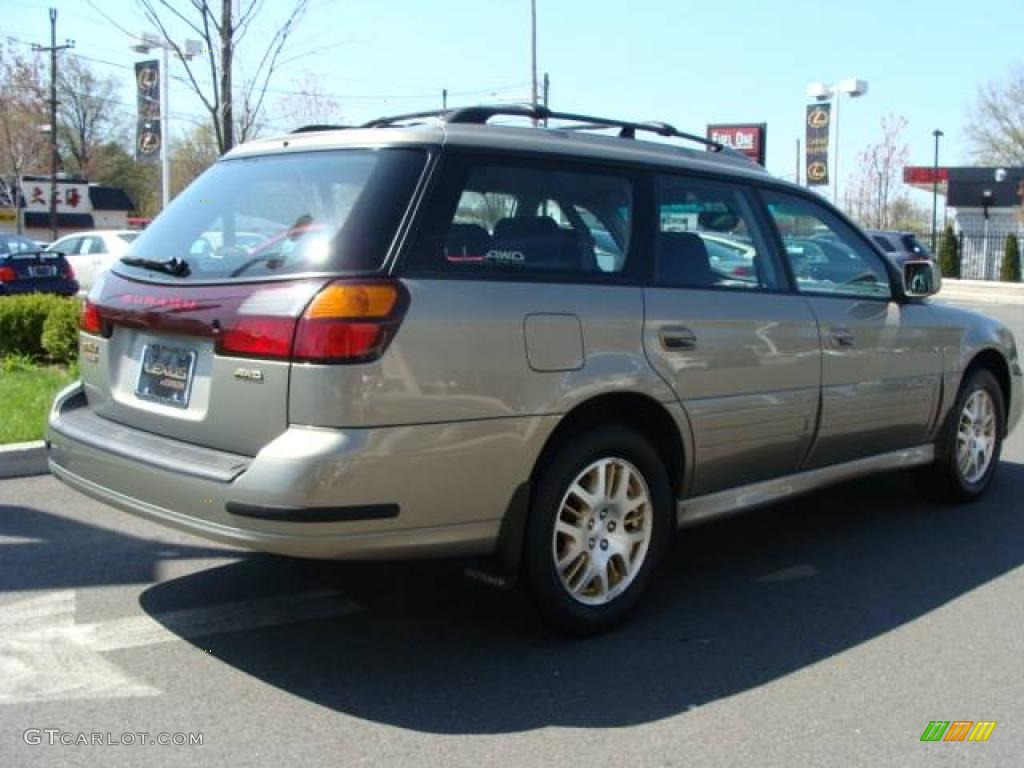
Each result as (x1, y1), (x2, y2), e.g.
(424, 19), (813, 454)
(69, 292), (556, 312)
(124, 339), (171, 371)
(80, 146), (427, 456)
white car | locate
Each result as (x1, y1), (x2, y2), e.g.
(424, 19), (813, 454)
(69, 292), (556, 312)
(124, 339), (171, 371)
(46, 230), (140, 291)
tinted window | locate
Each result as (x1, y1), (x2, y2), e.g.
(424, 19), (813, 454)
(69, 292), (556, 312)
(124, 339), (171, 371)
(656, 175), (783, 290)
(762, 191), (891, 300)
(409, 157), (634, 277)
(901, 234), (929, 257)
(0, 235), (37, 254)
(118, 149), (426, 281)
(872, 235), (896, 252)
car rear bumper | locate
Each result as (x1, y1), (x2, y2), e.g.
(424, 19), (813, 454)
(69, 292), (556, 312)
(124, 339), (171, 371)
(48, 382), (553, 560)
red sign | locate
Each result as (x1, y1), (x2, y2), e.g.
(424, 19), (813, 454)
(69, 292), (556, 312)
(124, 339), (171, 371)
(707, 123), (767, 165)
(903, 167), (949, 185)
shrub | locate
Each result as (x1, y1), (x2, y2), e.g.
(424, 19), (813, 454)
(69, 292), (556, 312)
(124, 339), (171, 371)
(937, 224), (960, 278)
(42, 298), (82, 362)
(0, 294), (80, 362)
(1001, 233), (1021, 282)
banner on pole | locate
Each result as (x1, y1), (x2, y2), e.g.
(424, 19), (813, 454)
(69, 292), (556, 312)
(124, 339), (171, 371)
(135, 60), (161, 164)
(805, 104), (831, 186)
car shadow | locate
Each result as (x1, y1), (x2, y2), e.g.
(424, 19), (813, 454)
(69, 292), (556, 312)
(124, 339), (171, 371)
(139, 462), (1024, 735)
(0, 503), (232, 592)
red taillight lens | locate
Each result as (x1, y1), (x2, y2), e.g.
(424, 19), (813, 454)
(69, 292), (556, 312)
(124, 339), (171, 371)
(64, 261), (75, 280)
(293, 280), (406, 363)
(218, 317), (295, 358)
(0, 266), (16, 282)
(80, 300), (102, 334)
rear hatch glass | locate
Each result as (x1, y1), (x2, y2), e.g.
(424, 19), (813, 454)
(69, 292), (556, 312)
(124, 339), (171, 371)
(114, 147), (426, 283)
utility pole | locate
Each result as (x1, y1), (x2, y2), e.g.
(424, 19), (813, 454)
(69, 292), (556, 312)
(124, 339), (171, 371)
(796, 138), (801, 185)
(530, 0), (538, 124)
(542, 72), (549, 126)
(32, 7), (73, 241)
(442, 88), (448, 110)
(931, 129), (943, 252)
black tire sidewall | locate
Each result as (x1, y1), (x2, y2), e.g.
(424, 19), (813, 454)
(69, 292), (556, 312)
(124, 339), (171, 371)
(940, 368), (1005, 500)
(524, 425), (672, 635)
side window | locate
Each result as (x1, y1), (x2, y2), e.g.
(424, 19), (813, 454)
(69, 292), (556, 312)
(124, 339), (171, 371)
(409, 158), (634, 277)
(762, 191), (892, 300)
(82, 237), (106, 255)
(872, 235), (895, 252)
(655, 175), (783, 290)
(58, 237), (82, 255)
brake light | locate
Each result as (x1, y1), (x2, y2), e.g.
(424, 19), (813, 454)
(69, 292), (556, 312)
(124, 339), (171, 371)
(0, 266), (16, 282)
(293, 280), (405, 363)
(80, 300), (102, 334)
(64, 261), (75, 280)
(216, 280), (407, 363)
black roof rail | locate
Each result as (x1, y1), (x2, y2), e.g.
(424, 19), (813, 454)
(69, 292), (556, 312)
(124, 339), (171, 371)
(360, 104), (748, 160)
(291, 124), (350, 133)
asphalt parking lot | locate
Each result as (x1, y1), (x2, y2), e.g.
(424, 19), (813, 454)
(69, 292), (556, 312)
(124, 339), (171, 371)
(1, 300), (1022, 768)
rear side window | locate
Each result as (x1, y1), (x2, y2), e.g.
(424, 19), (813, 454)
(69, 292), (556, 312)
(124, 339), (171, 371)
(901, 234), (929, 257)
(408, 156), (635, 278)
(118, 148), (426, 281)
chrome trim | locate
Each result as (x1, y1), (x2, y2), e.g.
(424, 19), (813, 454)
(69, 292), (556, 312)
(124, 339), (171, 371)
(677, 444), (935, 527)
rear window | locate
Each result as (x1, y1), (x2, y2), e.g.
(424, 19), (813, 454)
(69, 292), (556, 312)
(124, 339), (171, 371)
(0, 235), (37, 255)
(117, 148), (426, 281)
(901, 234), (930, 257)
(407, 156), (635, 278)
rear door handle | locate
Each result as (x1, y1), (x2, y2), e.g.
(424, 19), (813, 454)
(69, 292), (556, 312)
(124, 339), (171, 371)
(829, 327), (855, 347)
(659, 326), (697, 351)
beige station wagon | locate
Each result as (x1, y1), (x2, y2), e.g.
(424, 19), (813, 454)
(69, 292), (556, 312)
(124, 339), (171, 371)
(48, 105), (1022, 633)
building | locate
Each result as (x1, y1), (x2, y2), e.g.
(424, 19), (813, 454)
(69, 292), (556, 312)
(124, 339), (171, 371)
(0, 176), (137, 241)
(904, 165), (1024, 279)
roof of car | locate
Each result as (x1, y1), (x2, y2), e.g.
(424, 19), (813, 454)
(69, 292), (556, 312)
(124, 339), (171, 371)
(227, 106), (775, 184)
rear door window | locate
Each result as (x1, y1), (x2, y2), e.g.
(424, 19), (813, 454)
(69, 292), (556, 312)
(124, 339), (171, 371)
(408, 156), (635, 278)
(655, 175), (784, 290)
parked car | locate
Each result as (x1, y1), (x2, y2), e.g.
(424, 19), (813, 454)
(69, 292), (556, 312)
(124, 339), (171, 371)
(0, 232), (78, 296)
(46, 229), (140, 292)
(47, 106), (1022, 634)
(866, 229), (934, 267)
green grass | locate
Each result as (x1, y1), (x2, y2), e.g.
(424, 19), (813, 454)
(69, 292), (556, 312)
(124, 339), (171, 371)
(0, 361), (77, 444)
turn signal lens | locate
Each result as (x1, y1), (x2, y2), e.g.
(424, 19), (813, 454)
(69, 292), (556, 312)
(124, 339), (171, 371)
(303, 282), (399, 319)
(80, 300), (102, 334)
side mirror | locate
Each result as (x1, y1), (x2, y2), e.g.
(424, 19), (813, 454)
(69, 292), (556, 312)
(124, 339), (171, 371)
(901, 259), (940, 298)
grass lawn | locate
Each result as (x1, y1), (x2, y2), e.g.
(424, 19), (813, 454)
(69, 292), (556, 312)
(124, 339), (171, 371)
(0, 364), (77, 444)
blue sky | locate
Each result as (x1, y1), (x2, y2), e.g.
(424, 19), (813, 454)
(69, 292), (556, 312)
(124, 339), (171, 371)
(5, 0), (1023, 200)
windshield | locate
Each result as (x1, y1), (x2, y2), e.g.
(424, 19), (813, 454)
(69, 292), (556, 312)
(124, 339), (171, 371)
(117, 148), (426, 281)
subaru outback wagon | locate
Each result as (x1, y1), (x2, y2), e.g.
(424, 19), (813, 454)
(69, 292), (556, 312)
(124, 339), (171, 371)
(48, 105), (1022, 633)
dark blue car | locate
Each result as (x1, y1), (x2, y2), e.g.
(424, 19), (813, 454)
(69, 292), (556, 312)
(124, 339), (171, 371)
(0, 233), (78, 296)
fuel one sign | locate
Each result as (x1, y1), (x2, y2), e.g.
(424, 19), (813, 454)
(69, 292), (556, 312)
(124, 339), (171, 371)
(706, 124), (767, 166)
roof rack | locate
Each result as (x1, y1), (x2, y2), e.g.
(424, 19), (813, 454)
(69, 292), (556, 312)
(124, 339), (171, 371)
(291, 124), (350, 133)
(361, 104), (748, 160)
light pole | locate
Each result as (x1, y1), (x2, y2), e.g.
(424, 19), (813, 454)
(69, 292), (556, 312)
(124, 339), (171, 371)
(931, 129), (943, 252)
(131, 34), (200, 210)
(807, 78), (868, 205)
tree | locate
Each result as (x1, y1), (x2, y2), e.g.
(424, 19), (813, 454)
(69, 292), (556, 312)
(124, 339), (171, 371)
(275, 75), (342, 129)
(169, 122), (219, 197)
(57, 56), (124, 176)
(90, 141), (159, 217)
(1001, 233), (1021, 282)
(0, 43), (49, 232)
(137, 0), (310, 155)
(966, 64), (1024, 166)
(845, 115), (910, 230)
(937, 224), (960, 278)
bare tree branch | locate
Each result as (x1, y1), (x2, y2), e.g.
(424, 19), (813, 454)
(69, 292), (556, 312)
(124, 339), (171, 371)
(966, 64), (1024, 166)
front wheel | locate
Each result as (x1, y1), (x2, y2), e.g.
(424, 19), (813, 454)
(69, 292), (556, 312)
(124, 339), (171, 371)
(524, 426), (672, 635)
(926, 368), (1005, 502)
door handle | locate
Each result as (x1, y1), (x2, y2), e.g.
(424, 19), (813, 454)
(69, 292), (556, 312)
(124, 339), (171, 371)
(829, 327), (855, 348)
(659, 326), (697, 351)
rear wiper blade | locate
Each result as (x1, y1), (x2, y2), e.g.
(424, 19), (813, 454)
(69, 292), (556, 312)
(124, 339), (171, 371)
(121, 256), (191, 277)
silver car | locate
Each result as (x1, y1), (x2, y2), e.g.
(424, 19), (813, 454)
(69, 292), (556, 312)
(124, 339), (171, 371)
(47, 105), (1022, 634)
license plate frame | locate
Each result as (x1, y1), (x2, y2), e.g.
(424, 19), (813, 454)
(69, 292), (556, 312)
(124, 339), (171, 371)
(28, 265), (56, 277)
(135, 343), (196, 409)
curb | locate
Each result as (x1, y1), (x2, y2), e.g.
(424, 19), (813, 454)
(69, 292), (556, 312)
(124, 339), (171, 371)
(939, 279), (1024, 306)
(0, 441), (49, 479)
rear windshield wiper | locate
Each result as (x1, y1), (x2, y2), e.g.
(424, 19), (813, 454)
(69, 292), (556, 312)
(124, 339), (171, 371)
(121, 256), (191, 277)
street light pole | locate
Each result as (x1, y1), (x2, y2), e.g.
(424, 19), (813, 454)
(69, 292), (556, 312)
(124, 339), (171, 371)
(931, 129), (943, 252)
(32, 8), (73, 241)
(530, 0), (538, 125)
(160, 43), (170, 210)
(807, 79), (867, 207)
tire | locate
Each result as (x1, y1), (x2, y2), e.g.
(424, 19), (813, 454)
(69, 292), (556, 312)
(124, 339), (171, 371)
(523, 425), (672, 635)
(925, 368), (1005, 502)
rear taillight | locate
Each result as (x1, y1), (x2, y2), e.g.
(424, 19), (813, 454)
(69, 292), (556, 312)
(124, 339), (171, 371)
(80, 300), (102, 334)
(216, 279), (407, 363)
(0, 266), (16, 282)
(63, 262), (75, 280)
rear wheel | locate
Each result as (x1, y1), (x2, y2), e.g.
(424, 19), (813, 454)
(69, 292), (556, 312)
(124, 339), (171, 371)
(524, 425), (672, 635)
(926, 368), (1005, 502)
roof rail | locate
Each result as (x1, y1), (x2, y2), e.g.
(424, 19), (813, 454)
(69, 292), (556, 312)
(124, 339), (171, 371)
(291, 124), (350, 133)
(361, 104), (748, 160)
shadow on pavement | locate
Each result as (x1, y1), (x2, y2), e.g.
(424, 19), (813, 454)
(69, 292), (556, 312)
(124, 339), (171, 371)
(139, 462), (1024, 734)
